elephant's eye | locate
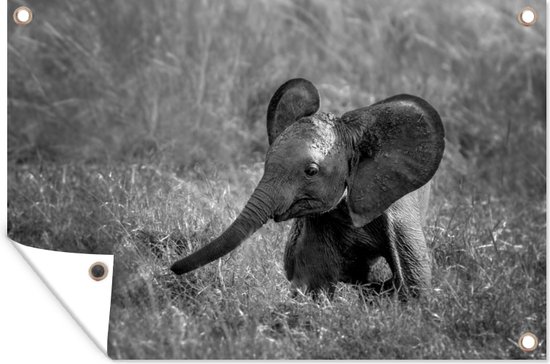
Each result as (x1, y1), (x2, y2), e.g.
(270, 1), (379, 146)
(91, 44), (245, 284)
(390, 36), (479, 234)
(304, 163), (319, 177)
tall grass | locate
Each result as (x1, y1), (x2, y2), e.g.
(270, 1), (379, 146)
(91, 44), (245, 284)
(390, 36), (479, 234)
(8, 0), (546, 197)
(7, 163), (545, 358)
(7, 0), (546, 359)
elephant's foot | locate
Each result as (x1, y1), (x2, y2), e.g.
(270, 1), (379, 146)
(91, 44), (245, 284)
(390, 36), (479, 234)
(289, 281), (336, 301)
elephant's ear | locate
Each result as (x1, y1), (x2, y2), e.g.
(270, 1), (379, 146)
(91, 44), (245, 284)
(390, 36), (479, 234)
(343, 95), (445, 227)
(266, 78), (320, 145)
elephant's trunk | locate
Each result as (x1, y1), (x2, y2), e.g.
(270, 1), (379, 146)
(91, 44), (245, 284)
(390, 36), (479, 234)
(170, 183), (277, 275)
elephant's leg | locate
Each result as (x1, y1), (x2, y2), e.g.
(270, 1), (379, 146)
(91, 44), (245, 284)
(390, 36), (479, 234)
(290, 278), (337, 301)
(287, 218), (342, 299)
(284, 219), (303, 283)
(309, 283), (336, 301)
(291, 268), (339, 300)
(384, 214), (431, 298)
(285, 219), (337, 299)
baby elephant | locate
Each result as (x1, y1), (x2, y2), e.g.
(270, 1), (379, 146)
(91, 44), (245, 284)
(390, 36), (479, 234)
(171, 78), (445, 298)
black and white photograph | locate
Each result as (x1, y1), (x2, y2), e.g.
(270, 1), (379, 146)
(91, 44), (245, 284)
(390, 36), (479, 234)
(7, 0), (546, 359)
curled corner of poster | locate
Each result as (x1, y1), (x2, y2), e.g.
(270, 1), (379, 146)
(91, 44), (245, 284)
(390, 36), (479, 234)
(10, 239), (113, 355)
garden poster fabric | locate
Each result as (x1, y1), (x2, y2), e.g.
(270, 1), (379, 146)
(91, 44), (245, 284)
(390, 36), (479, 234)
(7, 0), (546, 359)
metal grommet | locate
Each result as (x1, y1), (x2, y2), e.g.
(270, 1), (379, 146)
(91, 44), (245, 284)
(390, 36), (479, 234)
(517, 7), (537, 27)
(518, 332), (539, 352)
(89, 262), (108, 281)
(13, 6), (33, 26)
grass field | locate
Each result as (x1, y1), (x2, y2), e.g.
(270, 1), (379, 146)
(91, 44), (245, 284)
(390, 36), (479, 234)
(7, 162), (546, 359)
(7, 0), (546, 359)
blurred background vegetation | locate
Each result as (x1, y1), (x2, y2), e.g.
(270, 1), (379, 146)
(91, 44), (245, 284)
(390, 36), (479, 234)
(8, 0), (546, 199)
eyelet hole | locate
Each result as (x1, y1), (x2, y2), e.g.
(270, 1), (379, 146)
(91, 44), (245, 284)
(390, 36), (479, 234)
(517, 7), (537, 27)
(13, 6), (33, 26)
(518, 332), (538, 352)
(89, 262), (108, 281)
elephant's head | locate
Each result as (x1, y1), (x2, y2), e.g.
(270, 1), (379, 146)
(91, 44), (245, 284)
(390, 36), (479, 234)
(171, 78), (444, 275)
